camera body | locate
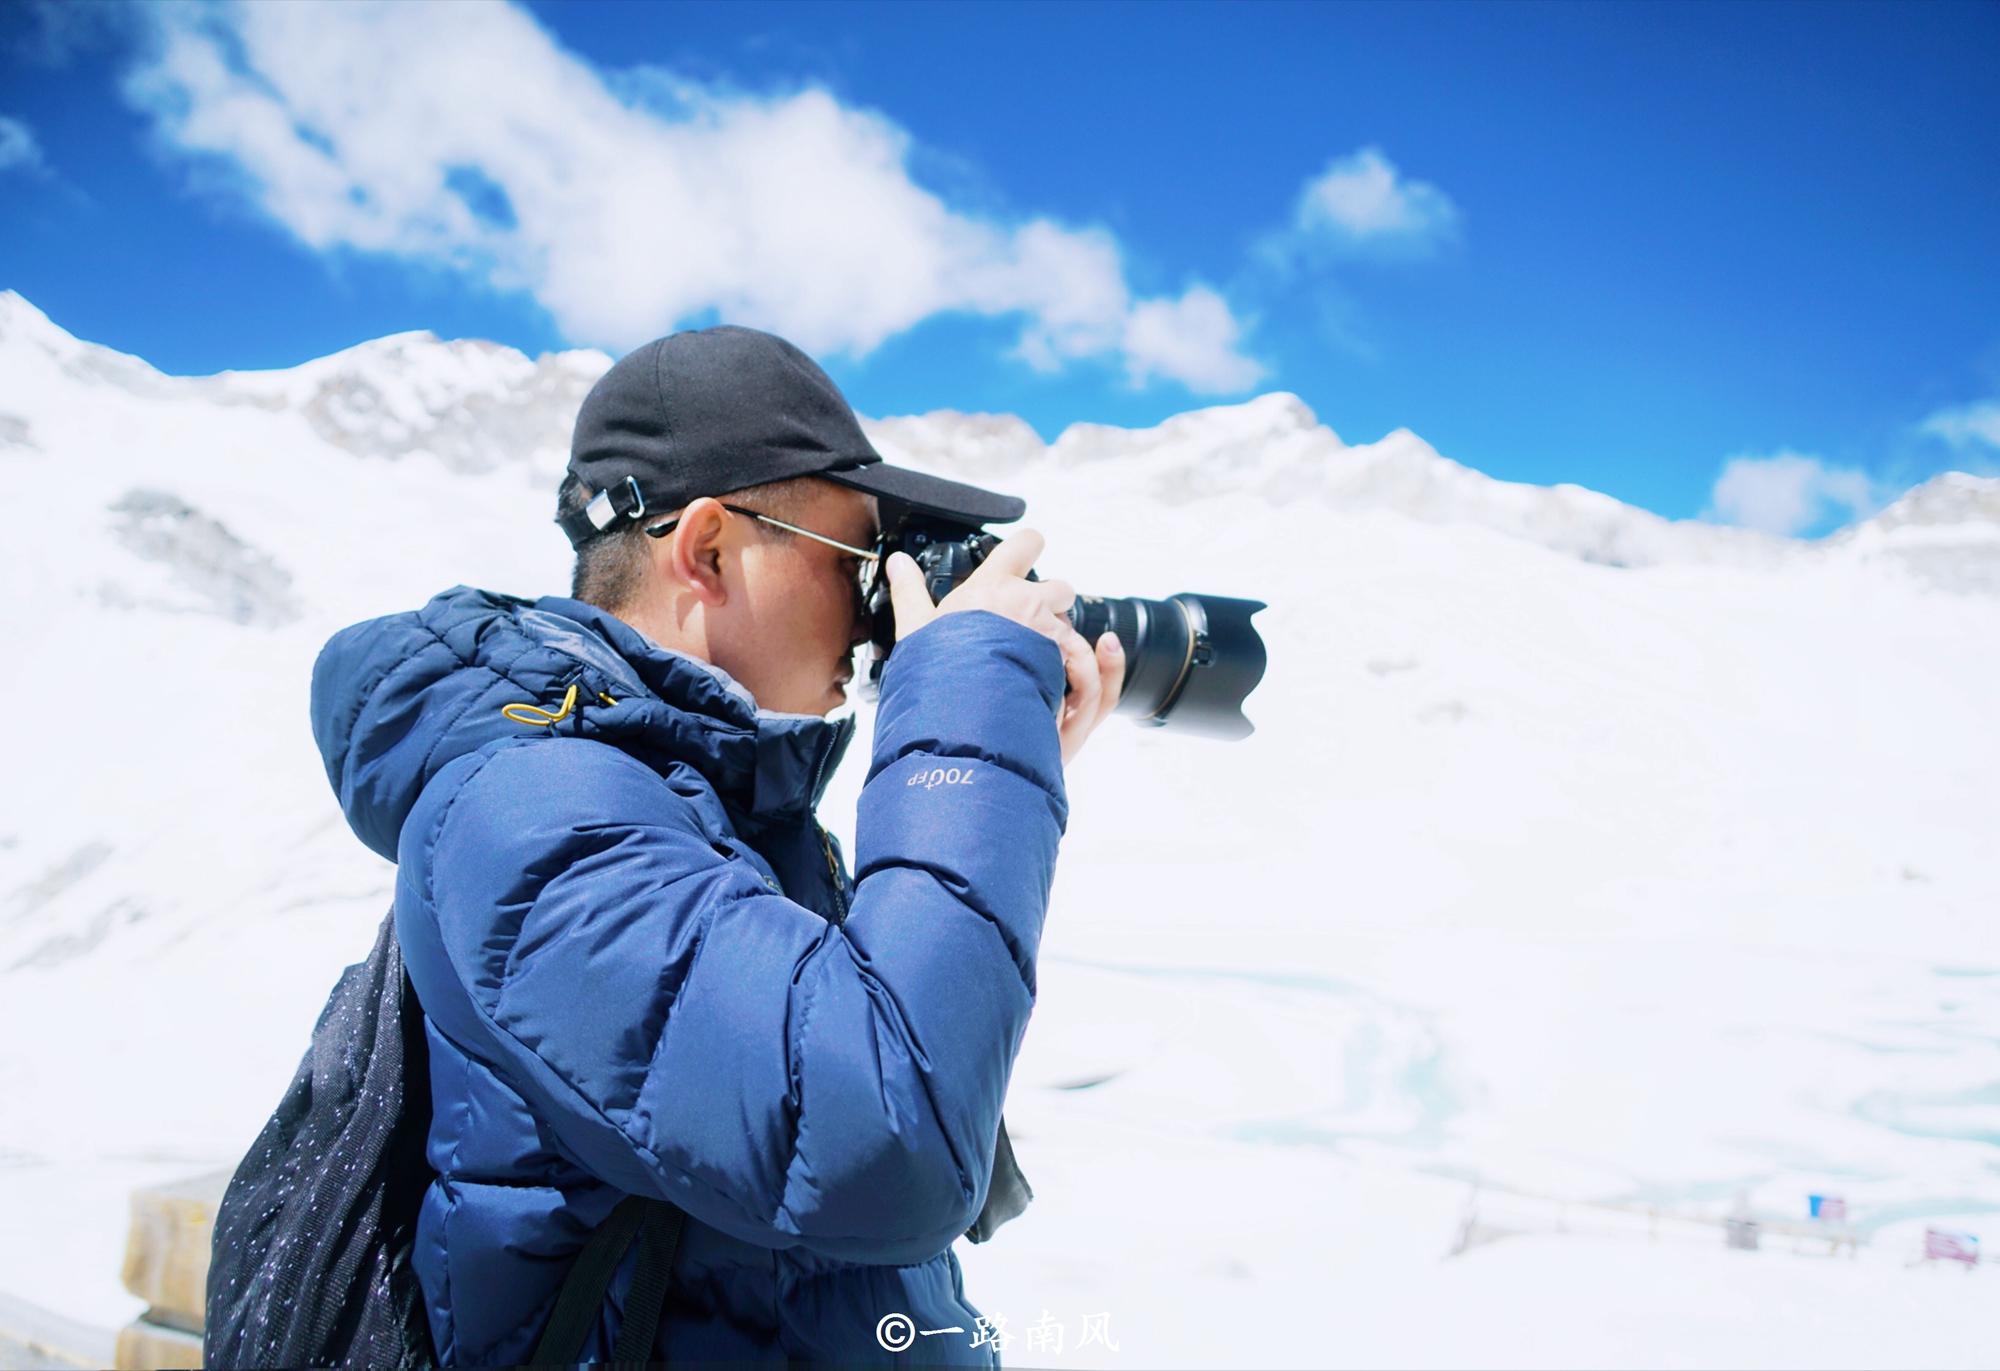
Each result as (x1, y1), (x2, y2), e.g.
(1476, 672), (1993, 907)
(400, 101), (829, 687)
(858, 513), (1268, 741)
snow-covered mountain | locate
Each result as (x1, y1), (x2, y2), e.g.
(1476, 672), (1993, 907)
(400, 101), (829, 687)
(873, 396), (1812, 573)
(2, 293), (1996, 1367)
(10, 289), (1993, 591)
(2, 293), (608, 471)
(869, 387), (2000, 591)
(1825, 470), (2000, 596)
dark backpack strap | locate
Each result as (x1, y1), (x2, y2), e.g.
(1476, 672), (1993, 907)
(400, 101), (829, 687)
(531, 1196), (646, 1363)
(531, 1196), (685, 1365)
(610, 1201), (685, 1362)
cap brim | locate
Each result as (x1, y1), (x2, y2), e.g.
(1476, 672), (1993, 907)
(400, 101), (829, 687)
(819, 461), (1026, 526)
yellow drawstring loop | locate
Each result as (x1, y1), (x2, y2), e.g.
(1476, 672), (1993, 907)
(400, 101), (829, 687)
(501, 683), (579, 727)
(500, 685), (621, 728)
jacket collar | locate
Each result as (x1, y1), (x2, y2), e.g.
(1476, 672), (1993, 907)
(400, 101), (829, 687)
(529, 595), (857, 822)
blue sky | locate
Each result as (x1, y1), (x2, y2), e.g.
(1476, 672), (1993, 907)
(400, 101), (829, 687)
(2, 0), (1996, 534)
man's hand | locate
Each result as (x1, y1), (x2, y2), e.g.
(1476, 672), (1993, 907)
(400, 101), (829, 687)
(884, 527), (1071, 643)
(1052, 614), (1124, 767)
(884, 528), (1125, 767)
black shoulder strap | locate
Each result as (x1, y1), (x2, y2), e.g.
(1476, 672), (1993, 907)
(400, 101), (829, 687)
(612, 1201), (686, 1362)
(530, 1196), (682, 1364)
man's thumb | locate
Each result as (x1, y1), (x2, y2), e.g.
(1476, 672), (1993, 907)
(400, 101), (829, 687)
(884, 551), (934, 638)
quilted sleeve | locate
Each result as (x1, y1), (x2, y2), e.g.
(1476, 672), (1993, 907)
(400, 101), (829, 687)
(394, 609), (1067, 1265)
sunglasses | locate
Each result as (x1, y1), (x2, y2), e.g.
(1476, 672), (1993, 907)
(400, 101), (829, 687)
(645, 503), (883, 598)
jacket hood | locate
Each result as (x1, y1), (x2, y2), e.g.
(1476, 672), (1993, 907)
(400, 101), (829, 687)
(311, 585), (857, 862)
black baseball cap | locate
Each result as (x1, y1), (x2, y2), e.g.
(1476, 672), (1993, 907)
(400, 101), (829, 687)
(557, 325), (1026, 550)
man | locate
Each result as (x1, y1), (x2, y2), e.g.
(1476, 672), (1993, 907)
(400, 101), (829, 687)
(309, 325), (1123, 1366)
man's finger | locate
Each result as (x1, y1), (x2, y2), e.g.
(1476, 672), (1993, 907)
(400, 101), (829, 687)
(966, 528), (1045, 585)
(884, 551), (934, 642)
(1038, 578), (1077, 617)
(1059, 625), (1100, 731)
(1094, 631), (1126, 727)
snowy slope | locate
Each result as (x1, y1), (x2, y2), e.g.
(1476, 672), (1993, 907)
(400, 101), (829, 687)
(872, 395), (1805, 571)
(1, 292), (1996, 1366)
(1825, 470), (2000, 595)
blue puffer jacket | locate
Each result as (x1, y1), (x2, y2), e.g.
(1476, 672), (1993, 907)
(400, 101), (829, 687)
(309, 585), (1067, 1367)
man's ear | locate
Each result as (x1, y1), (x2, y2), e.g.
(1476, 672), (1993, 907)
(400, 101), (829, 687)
(660, 497), (730, 606)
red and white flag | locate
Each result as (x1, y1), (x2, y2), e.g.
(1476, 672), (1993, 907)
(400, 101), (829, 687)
(1924, 1228), (1980, 1266)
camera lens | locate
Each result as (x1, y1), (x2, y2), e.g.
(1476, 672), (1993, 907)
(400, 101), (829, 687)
(1067, 592), (1267, 740)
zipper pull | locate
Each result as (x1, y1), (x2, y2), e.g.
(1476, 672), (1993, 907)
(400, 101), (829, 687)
(816, 822), (849, 925)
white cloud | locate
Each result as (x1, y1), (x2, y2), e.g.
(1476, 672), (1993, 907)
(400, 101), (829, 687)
(118, 0), (1260, 393)
(1291, 146), (1459, 253)
(1122, 286), (1264, 392)
(1706, 451), (1880, 537)
(0, 116), (44, 174)
(1920, 400), (2000, 452)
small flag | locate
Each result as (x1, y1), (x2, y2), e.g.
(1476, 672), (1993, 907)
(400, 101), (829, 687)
(1809, 1194), (1848, 1224)
(1924, 1228), (1980, 1266)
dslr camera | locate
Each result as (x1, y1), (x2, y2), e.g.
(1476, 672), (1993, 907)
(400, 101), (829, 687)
(857, 511), (1268, 740)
